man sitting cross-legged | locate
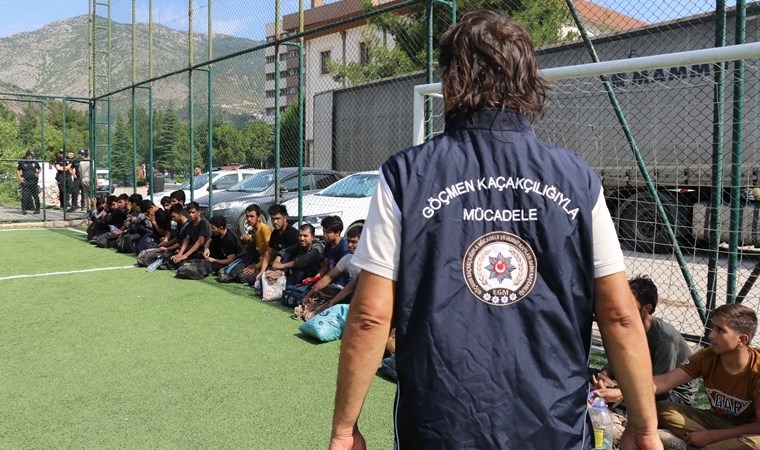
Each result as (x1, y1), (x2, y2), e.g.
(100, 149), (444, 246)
(270, 223), (324, 287)
(239, 204), (272, 284)
(294, 226), (362, 321)
(170, 201), (211, 268)
(204, 215), (243, 274)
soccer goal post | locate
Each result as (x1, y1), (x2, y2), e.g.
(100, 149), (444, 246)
(413, 41), (760, 145)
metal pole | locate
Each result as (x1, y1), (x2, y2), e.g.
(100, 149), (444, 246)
(706, 0), (727, 314)
(424, 0), (433, 140)
(62, 99), (68, 217)
(40, 102), (47, 221)
(148, 88), (154, 201)
(207, 0), (214, 214)
(727, 0), (747, 303)
(274, 0), (281, 203)
(298, 0), (304, 224)
(564, 0), (707, 322)
(132, 87), (138, 193)
(189, 0), (195, 199)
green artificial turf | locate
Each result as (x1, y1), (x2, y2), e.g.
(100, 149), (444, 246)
(0, 228), (396, 448)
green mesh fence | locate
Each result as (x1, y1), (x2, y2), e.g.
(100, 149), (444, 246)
(0, 0), (757, 341)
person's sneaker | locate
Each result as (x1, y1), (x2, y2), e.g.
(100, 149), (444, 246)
(34, 209), (40, 214)
(658, 429), (688, 450)
(21, 210), (26, 215)
(67, 206), (77, 212)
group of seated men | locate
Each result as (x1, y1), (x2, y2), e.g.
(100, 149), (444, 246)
(85, 189), (362, 316)
(591, 275), (760, 450)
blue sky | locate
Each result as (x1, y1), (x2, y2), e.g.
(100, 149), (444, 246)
(0, 0), (739, 40)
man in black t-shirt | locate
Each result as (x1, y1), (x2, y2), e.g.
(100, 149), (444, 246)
(54, 149), (66, 208)
(204, 216), (243, 273)
(16, 149), (41, 214)
(65, 149), (80, 211)
(171, 202), (211, 266)
(257, 204), (299, 282)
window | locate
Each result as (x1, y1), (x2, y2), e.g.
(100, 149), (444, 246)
(266, 55), (276, 64)
(281, 174), (313, 192)
(320, 51), (331, 75)
(315, 173), (340, 190)
(213, 174), (239, 190)
(266, 90), (275, 98)
(360, 42), (370, 66)
(266, 73), (275, 81)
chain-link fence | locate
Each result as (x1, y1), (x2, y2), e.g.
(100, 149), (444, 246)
(0, 0), (756, 340)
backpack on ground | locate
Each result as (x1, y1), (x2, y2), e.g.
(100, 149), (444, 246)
(175, 259), (212, 280)
(281, 284), (311, 308)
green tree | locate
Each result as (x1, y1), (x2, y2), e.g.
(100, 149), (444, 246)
(242, 120), (274, 168)
(18, 105), (39, 147)
(112, 117), (134, 185)
(213, 122), (246, 166)
(333, 0), (573, 84)
(154, 106), (181, 174)
(279, 97), (302, 168)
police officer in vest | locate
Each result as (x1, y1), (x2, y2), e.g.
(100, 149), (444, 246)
(331, 11), (662, 450)
(54, 148), (66, 208)
(17, 148), (41, 214)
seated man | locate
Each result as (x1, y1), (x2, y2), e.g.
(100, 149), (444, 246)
(136, 203), (189, 267)
(239, 204), (272, 284)
(595, 275), (698, 405)
(592, 275), (698, 447)
(653, 304), (760, 450)
(303, 215), (349, 286)
(170, 201), (211, 268)
(295, 226), (362, 321)
(204, 216), (243, 274)
(256, 204), (299, 285)
(271, 223), (324, 286)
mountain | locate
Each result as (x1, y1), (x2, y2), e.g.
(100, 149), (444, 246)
(0, 15), (265, 121)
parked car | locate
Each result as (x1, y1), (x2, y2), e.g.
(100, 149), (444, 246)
(95, 169), (112, 193)
(197, 167), (344, 235)
(152, 168), (260, 202)
(281, 171), (378, 236)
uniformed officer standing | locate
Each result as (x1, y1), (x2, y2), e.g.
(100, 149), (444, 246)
(65, 149), (79, 212)
(16, 149), (41, 214)
(330, 11), (662, 450)
(54, 148), (66, 208)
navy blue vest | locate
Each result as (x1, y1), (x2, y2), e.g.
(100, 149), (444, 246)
(382, 109), (600, 449)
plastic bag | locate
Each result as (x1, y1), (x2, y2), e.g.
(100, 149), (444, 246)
(261, 273), (286, 301)
(298, 304), (349, 343)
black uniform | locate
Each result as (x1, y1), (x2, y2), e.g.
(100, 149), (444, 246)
(54, 155), (66, 207)
(65, 156), (80, 209)
(17, 159), (41, 213)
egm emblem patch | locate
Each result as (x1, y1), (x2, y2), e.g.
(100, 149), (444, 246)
(462, 231), (537, 306)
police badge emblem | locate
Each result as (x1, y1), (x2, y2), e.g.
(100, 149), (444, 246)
(462, 231), (537, 306)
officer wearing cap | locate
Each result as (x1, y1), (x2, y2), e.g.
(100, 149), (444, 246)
(17, 149), (41, 214)
(54, 148), (66, 208)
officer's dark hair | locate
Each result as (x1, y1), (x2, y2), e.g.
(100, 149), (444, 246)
(320, 215), (344, 234)
(118, 193), (130, 202)
(268, 203), (288, 217)
(299, 223), (315, 236)
(346, 225), (363, 239)
(160, 196), (171, 208)
(245, 204), (263, 216)
(209, 215), (227, 228)
(170, 190), (186, 203)
(129, 193), (143, 205)
(186, 201), (200, 212)
(169, 203), (185, 215)
(628, 275), (658, 313)
(438, 10), (548, 122)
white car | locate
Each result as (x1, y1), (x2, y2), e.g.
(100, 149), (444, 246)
(153, 168), (261, 202)
(282, 171), (378, 236)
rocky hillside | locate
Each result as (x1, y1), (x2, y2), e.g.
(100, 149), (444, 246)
(0, 15), (264, 120)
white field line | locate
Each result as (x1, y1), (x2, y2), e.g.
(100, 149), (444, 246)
(0, 265), (135, 281)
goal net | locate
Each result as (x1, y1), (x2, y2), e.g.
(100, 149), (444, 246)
(413, 42), (760, 344)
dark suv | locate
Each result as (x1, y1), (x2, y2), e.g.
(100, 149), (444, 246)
(196, 167), (343, 234)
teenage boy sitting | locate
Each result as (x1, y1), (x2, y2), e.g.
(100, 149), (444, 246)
(170, 202), (210, 267)
(295, 226), (362, 321)
(204, 216), (243, 274)
(654, 304), (760, 449)
(302, 215), (349, 286)
(240, 204), (272, 284)
(256, 204), (299, 284)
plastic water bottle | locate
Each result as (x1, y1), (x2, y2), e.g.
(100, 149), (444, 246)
(588, 396), (613, 450)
